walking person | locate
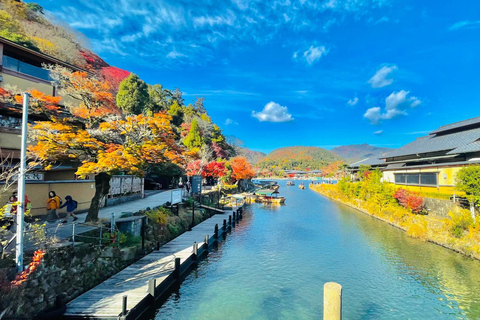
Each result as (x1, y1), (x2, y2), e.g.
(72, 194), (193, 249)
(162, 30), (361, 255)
(47, 191), (61, 221)
(60, 195), (78, 223)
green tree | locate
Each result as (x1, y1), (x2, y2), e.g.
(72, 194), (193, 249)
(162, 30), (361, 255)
(358, 164), (372, 181)
(183, 118), (203, 149)
(147, 84), (168, 113)
(456, 165), (480, 206)
(26, 3), (44, 14)
(0, 10), (38, 50)
(116, 73), (149, 115)
(167, 101), (184, 126)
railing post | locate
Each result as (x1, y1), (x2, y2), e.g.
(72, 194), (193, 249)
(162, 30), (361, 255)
(228, 215), (232, 227)
(323, 282), (342, 320)
(223, 219), (226, 231)
(214, 224), (218, 239)
(122, 295), (128, 316)
(72, 222), (76, 245)
(174, 257), (181, 280)
(148, 278), (156, 297)
(111, 213), (115, 233)
(232, 212), (236, 227)
(204, 234), (209, 247)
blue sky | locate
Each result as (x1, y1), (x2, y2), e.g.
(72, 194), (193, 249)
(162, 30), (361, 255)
(37, 0), (480, 153)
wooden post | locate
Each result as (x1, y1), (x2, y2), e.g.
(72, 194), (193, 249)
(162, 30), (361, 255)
(204, 234), (209, 247)
(223, 219), (226, 231)
(323, 282), (342, 320)
(232, 212), (236, 227)
(214, 224), (218, 239)
(148, 278), (156, 297)
(122, 295), (128, 316)
(228, 215), (232, 226)
(174, 257), (181, 279)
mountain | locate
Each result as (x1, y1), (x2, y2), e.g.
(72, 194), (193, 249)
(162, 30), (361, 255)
(235, 147), (266, 164)
(331, 144), (392, 163)
(257, 146), (343, 170)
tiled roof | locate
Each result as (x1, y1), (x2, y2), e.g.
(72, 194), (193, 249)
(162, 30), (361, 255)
(350, 157), (386, 168)
(430, 116), (480, 134)
(382, 126), (480, 158)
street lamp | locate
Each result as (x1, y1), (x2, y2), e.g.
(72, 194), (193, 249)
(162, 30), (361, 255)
(16, 92), (29, 272)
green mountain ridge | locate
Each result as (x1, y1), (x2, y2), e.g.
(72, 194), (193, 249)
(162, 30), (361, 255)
(331, 143), (392, 163)
(257, 146), (343, 170)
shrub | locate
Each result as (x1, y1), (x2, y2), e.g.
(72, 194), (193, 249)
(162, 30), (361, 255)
(393, 188), (424, 213)
(445, 208), (474, 238)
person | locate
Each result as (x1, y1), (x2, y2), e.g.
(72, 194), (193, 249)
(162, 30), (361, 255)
(186, 180), (191, 194)
(10, 191), (31, 215)
(59, 195), (78, 223)
(47, 191), (61, 220)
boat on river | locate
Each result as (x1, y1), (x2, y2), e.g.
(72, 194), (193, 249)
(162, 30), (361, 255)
(299, 183), (305, 190)
(287, 181), (295, 186)
(219, 194), (245, 210)
(253, 189), (286, 204)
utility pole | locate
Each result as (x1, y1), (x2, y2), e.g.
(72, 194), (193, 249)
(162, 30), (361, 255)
(16, 92), (29, 272)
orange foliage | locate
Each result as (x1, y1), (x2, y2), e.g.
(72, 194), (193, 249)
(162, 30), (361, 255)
(11, 250), (45, 286)
(230, 157), (255, 181)
(29, 113), (185, 178)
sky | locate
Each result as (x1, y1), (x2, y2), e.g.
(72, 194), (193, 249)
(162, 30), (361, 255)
(36, 0), (480, 153)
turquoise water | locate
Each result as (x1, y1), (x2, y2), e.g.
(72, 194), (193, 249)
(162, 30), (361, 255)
(152, 181), (480, 319)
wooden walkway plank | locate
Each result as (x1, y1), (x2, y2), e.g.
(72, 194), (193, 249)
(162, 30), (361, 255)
(63, 211), (240, 319)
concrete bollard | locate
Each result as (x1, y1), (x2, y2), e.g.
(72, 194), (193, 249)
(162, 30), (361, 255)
(323, 282), (342, 320)
(193, 241), (198, 259)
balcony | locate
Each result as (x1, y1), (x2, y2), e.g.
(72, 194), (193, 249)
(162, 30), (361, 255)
(2, 55), (52, 81)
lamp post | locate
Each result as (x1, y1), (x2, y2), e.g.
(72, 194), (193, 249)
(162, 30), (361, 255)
(16, 92), (29, 272)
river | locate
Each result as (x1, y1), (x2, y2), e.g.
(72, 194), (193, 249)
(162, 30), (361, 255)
(150, 180), (480, 319)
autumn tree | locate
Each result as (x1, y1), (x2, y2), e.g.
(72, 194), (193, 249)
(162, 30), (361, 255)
(100, 67), (130, 92)
(116, 73), (149, 115)
(183, 118), (203, 150)
(230, 157), (255, 181)
(29, 113), (184, 221)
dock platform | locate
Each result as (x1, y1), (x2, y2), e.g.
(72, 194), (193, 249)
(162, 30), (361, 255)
(62, 210), (243, 320)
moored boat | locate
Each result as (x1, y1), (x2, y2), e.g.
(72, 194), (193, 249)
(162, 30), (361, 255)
(287, 181), (295, 186)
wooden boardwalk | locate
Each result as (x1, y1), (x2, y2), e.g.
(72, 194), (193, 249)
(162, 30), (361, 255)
(62, 211), (242, 320)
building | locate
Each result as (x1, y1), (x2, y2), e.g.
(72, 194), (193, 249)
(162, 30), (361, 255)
(0, 37), (142, 217)
(353, 116), (480, 195)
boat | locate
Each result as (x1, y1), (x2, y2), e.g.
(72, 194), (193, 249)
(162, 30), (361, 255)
(286, 181), (295, 186)
(254, 189), (286, 204)
(299, 183), (305, 190)
(219, 194), (246, 210)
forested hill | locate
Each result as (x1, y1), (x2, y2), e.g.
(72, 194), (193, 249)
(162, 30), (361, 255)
(257, 146), (343, 170)
(331, 144), (392, 163)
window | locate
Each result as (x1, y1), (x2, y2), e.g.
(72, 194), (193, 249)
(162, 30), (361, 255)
(394, 173), (437, 186)
(407, 174), (419, 184)
(421, 173), (437, 185)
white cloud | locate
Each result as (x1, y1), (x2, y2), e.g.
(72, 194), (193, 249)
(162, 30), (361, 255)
(347, 97), (358, 106)
(293, 45), (328, 65)
(449, 20), (480, 31)
(363, 90), (421, 124)
(368, 65), (398, 88)
(373, 130), (383, 135)
(166, 50), (187, 59)
(225, 118), (238, 125)
(252, 101), (294, 122)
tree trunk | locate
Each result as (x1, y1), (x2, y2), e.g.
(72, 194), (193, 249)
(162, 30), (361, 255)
(85, 173), (111, 222)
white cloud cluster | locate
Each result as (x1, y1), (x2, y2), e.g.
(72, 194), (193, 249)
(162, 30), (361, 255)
(252, 101), (294, 122)
(449, 20), (480, 31)
(49, 0), (386, 65)
(364, 90), (421, 124)
(373, 130), (383, 135)
(293, 45), (328, 65)
(347, 97), (358, 106)
(368, 65), (397, 88)
(225, 118), (238, 125)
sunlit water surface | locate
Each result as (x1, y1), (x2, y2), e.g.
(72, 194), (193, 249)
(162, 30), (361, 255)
(150, 181), (480, 320)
